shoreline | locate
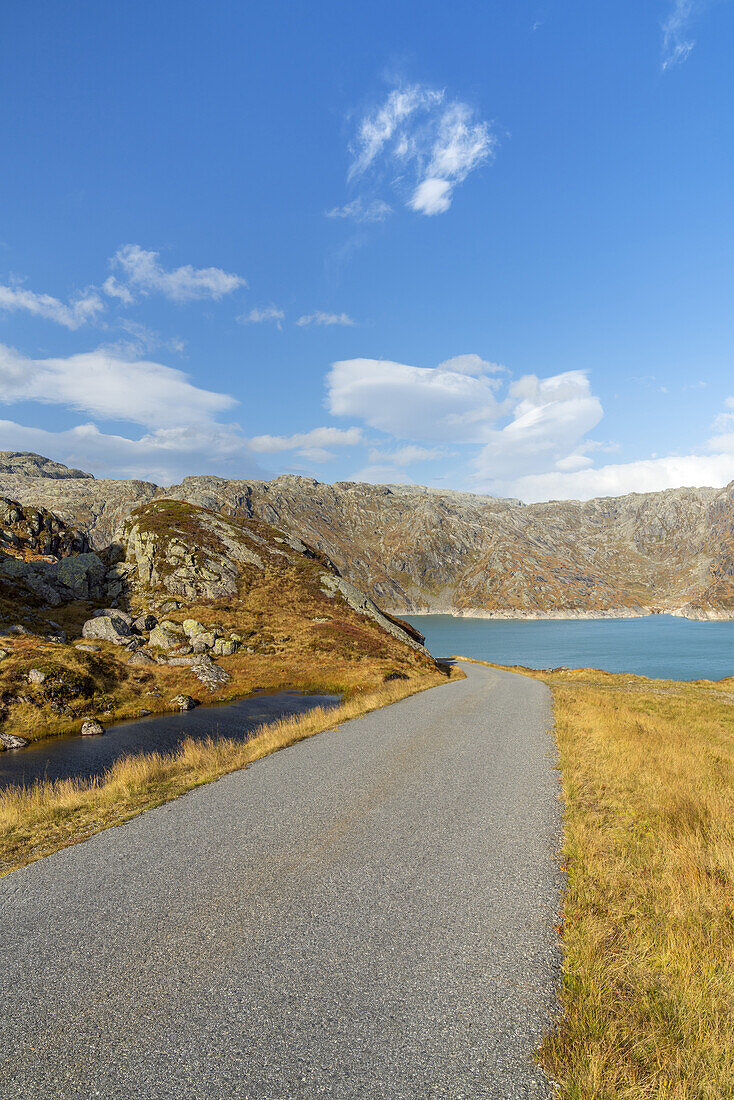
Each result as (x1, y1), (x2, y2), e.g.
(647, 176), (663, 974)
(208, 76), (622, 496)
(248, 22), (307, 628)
(391, 608), (734, 622)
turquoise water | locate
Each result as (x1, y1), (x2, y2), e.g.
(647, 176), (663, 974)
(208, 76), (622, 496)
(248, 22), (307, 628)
(405, 614), (734, 681)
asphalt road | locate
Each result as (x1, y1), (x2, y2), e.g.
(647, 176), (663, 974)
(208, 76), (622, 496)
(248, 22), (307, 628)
(0, 661), (563, 1099)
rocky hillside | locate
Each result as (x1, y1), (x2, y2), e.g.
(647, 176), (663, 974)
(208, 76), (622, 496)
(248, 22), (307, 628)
(3, 454), (734, 618)
(0, 497), (434, 747)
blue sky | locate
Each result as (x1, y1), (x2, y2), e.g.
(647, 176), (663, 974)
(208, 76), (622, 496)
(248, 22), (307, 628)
(1, 0), (734, 500)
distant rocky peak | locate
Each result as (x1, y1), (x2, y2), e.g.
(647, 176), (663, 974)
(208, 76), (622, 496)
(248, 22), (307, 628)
(0, 452), (94, 480)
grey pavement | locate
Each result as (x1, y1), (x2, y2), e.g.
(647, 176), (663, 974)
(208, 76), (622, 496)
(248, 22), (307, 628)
(0, 661), (563, 1099)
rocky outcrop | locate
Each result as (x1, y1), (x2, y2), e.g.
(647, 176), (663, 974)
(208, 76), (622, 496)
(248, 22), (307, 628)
(0, 452), (93, 480)
(0, 497), (89, 560)
(0, 493), (436, 749)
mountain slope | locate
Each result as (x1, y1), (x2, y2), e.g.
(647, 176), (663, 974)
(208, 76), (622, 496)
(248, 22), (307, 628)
(2, 455), (734, 618)
(0, 497), (434, 746)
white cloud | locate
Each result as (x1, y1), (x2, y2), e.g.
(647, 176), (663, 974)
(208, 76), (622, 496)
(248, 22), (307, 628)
(340, 83), (496, 218)
(409, 102), (496, 214)
(237, 305), (285, 328)
(0, 284), (104, 329)
(0, 418), (264, 485)
(326, 357), (502, 442)
(437, 353), (504, 376)
(249, 426), (363, 460)
(0, 343), (235, 429)
(297, 311), (356, 327)
(661, 0), (699, 69)
(101, 276), (134, 304)
(347, 464), (417, 486)
(367, 444), (449, 466)
(504, 453), (734, 504)
(106, 244), (246, 303)
(349, 86), (444, 179)
(325, 198), (392, 223)
(410, 178), (453, 215)
(712, 396), (734, 431)
(471, 371), (603, 480)
(0, 342), (269, 483)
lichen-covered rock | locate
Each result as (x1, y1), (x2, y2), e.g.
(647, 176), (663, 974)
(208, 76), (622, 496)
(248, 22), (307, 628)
(171, 694), (198, 711)
(191, 654), (231, 689)
(27, 668), (46, 684)
(191, 631), (218, 652)
(127, 651), (155, 667)
(212, 638), (238, 657)
(53, 553), (107, 599)
(0, 732), (28, 749)
(81, 719), (105, 736)
(82, 614), (132, 645)
(320, 575), (428, 653)
(148, 624), (183, 650)
(182, 618), (206, 637)
(132, 612), (157, 632)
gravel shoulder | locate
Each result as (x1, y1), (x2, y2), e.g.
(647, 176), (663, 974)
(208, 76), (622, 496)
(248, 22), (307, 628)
(0, 661), (563, 1099)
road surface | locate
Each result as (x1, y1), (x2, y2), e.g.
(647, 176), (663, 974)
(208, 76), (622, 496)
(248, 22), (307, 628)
(0, 661), (563, 1098)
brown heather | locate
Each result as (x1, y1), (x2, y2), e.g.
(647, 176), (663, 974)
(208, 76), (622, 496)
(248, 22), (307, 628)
(464, 659), (734, 1097)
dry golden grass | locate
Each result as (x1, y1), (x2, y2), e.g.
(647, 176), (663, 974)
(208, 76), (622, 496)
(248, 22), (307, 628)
(0, 664), (457, 876)
(462, 657), (734, 1097)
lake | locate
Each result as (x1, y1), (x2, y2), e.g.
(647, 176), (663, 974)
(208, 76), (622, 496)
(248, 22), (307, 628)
(405, 614), (734, 682)
(0, 690), (340, 790)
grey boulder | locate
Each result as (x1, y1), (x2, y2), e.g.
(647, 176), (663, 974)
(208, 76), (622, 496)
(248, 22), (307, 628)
(80, 719), (105, 736)
(82, 615), (132, 645)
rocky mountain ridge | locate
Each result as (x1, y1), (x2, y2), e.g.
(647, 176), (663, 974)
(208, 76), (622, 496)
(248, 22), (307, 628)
(2, 454), (734, 619)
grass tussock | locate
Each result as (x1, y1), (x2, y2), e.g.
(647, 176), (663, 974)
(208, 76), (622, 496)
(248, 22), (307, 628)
(461, 658), (734, 1098)
(0, 665), (457, 877)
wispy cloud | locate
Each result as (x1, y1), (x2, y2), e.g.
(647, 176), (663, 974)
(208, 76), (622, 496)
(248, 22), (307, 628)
(237, 305), (285, 328)
(105, 244), (246, 303)
(296, 311), (356, 327)
(337, 82), (496, 219)
(325, 197), (392, 223)
(0, 283), (104, 329)
(248, 426), (363, 463)
(661, 0), (699, 69)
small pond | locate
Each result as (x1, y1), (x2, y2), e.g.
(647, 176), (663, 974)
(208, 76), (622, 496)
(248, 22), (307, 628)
(0, 690), (340, 790)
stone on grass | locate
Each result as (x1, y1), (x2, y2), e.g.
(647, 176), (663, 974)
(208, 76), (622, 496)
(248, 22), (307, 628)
(191, 654), (231, 690)
(75, 643), (100, 653)
(148, 624), (184, 650)
(212, 638), (238, 657)
(81, 719), (105, 736)
(182, 618), (206, 637)
(127, 651), (155, 667)
(92, 608), (133, 624)
(82, 615), (132, 645)
(0, 649), (8, 660)
(132, 613), (157, 632)
(27, 668), (46, 684)
(171, 694), (198, 711)
(191, 632), (218, 652)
